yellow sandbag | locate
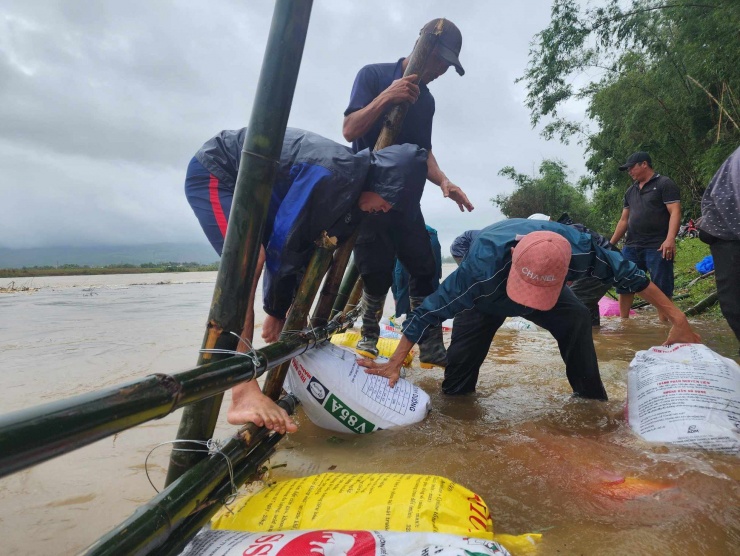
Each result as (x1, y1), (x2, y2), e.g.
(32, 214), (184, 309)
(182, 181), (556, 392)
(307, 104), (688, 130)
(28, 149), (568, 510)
(213, 473), (492, 539)
(330, 332), (414, 367)
(494, 533), (542, 555)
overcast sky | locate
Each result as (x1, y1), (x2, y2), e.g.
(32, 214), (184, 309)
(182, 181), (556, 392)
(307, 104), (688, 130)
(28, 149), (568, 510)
(0, 0), (590, 254)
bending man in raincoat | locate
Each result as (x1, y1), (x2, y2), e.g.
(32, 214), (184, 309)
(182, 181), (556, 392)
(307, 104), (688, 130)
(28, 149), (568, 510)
(186, 128), (427, 432)
(360, 219), (701, 399)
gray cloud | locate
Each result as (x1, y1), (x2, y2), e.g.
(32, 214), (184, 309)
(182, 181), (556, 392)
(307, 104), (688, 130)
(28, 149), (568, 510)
(0, 0), (589, 253)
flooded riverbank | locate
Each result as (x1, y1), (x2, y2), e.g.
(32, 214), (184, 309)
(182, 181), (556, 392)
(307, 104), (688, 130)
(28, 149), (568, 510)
(0, 271), (737, 555)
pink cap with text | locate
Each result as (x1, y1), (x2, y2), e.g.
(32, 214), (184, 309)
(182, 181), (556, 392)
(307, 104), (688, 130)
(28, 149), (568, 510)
(506, 231), (571, 310)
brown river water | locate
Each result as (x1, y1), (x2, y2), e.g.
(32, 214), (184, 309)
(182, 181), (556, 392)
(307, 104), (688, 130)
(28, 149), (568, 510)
(0, 269), (738, 555)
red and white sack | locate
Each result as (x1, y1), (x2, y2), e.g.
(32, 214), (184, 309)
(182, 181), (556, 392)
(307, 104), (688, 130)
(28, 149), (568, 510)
(627, 343), (740, 454)
(286, 342), (430, 434)
(180, 529), (511, 556)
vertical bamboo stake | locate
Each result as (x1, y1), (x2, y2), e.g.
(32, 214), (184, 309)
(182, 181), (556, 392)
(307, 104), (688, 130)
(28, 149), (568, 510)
(165, 0), (314, 486)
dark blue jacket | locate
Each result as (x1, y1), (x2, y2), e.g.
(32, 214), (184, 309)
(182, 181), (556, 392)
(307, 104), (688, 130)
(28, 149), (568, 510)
(195, 128), (426, 318)
(402, 219), (650, 343)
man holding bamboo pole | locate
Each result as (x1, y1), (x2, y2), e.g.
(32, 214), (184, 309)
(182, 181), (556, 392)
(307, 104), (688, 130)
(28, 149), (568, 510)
(343, 18), (473, 368)
(185, 127), (427, 432)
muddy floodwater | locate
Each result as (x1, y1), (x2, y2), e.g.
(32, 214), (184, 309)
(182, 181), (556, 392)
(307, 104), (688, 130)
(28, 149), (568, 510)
(1, 270), (738, 555)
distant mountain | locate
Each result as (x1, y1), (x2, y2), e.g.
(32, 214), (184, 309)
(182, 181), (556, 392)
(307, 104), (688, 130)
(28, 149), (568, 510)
(0, 243), (220, 269)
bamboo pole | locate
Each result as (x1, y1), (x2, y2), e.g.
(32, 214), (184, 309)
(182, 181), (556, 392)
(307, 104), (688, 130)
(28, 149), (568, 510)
(345, 275), (365, 313)
(685, 290), (719, 316)
(261, 232), (338, 401)
(166, 0), (314, 486)
(0, 311), (357, 480)
(374, 20), (443, 149)
(83, 396), (296, 556)
(330, 258), (360, 320)
(311, 230), (359, 326)
(339, 22), (443, 324)
(87, 301), (363, 554)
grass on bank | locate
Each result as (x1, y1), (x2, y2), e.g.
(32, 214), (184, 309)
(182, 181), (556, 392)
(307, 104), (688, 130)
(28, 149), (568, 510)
(671, 238), (719, 318)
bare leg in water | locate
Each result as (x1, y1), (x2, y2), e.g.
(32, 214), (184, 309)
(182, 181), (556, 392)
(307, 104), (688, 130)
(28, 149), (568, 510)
(619, 293), (634, 318)
(226, 246), (298, 434)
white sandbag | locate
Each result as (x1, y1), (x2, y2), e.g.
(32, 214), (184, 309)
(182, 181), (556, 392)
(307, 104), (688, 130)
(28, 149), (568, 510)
(499, 317), (539, 331)
(181, 529), (511, 556)
(627, 343), (740, 454)
(286, 342), (431, 434)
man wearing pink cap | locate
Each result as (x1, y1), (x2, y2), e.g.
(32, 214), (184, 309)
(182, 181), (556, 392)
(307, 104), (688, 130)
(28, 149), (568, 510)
(360, 219), (701, 400)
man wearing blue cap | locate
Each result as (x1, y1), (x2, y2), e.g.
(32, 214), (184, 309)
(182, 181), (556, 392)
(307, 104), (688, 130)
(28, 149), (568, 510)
(610, 151), (681, 317)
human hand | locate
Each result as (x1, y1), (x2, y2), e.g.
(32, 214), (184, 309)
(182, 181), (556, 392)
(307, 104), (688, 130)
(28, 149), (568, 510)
(357, 357), (403, 387)
(658, 237), (676, 260)
(382, 74), (420, 105)
(663, 320), (701, 346)
(441, 179), (474, 212)
(261, 315), (285, 343)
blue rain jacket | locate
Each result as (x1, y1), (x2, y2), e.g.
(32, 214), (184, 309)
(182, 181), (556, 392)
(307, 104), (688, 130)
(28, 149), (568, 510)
(402, 219), (650, 343)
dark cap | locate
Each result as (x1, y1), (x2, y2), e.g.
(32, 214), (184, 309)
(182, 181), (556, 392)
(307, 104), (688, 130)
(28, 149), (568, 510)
(619, 151), (652, 171)
(420, 18), (464, 76)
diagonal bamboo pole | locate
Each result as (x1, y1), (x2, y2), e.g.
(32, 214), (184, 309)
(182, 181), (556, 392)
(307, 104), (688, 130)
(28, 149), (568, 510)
(261, 233), (338, 401)
(83, 396), (296, 556)
(374, 21), (443, 149)
(344, 275), (365, 313)
(330, 258), (360, 319)
(311, 229), (359, 326)
(166, 0), (314, 486)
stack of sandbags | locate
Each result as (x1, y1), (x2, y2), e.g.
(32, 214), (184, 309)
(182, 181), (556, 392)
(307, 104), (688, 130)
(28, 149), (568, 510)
(206, 473), (540, 555)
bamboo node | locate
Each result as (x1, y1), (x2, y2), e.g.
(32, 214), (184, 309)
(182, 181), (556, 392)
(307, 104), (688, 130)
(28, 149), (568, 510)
(316, 231), (338, 250)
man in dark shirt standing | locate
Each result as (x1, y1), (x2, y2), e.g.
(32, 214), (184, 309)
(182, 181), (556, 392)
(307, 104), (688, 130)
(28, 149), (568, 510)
(610, 151), (681, 318)
(699, 145), (740, 348)
(342, 18), (473, 368)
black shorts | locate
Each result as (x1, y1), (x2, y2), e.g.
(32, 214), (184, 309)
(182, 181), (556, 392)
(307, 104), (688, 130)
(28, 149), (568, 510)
(353, 206), (437, 297)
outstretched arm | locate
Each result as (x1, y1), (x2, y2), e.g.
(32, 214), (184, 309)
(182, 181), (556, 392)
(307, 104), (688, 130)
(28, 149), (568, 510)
(427, 150), (474, 212)
(636, 282), (701, 345)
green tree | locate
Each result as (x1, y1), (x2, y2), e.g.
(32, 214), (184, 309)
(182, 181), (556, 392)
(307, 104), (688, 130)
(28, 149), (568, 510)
(491, 160), (606, 231)
(520, 0), (740, 222)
